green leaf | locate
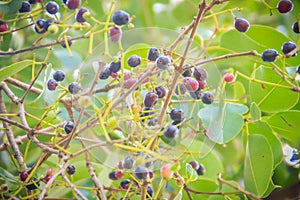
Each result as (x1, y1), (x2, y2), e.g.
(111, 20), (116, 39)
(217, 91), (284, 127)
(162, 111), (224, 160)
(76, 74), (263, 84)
(186, 163), (198, 182)
(173, 189), (183, 200)
(244, 134), (274, 197)
(250, 102), (261, 121)
(0, 60), (33, 82)
(0, 0), (22, 14)
(267, 110), (300, 146)
(198, 102), (248, 143)
(249, 66), (299, 112)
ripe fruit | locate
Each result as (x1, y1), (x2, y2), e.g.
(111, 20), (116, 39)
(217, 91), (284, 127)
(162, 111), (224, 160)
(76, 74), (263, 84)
(112, 10), (130, 26)
(127, 55), (141, 68)
(147, 186), (154, 198)
(134, 166), (149, 180)
(0, 23), (8, 32)
(262, 49), (279, 62)
(76, 8), (89, 23)
(234, 18), (250, 32)
(29, 0), (44, 4)
(147, 47), (160, 61)
(26, 177), (40, 190)
(46, 168), (54, 176)
(64, 121), (74, 134)
(120, 179), (131, 189)
(281, 41), (297, 56)
(43, 175), (52, 183)
(189, 161), (199, 170)
(201, 92), (214, 104)
(224, 73), (234, 83)
(61, 36), (73, 48)
(47, 79), (58, 91)
(123, 156), (135, 169)
(45, 1), (59, 15)
(109, 60), (121, 73)
(53, 70), (66, 82)
(124, 78), (137, 89)
(292, 22), (299, 34)
(66, 0), (81, 10)
(277, 0), (293, 13)
(190, 90), (202, 100)
(19, 1), (31, 12)
(169, 108), (184, 121)
(193, 68), (208, 81)
(99, 66), (111, 80)
(109, 26), (122, 43)
(155, 86), (166, 98)
(109, 170), (124, 180)
(198, 81), (206, 89)
(163, 125), (179, 139)
(20, 171), (29, 181)
(175, 84), (187, 96)
(196, 164), (206, 175)
(160, 163), (173, 180)
(182, 68), (192, 77)
(34, 19), (47, 34)
(183, 77), (199, 92)
(66, 165), (76, 175)
(143, 92), (158, 107)
(155, 56), (171, 70)
(68, 82), (82, 94)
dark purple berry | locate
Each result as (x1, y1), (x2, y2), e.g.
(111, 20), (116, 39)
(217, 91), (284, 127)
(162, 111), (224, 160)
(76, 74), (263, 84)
(281, 41), (297, 56)
(64, 121), (74, 134)
(277, 0), (293, 13)
(99, 66), (111, 79)
(68, 82), (82, 94)
(147, 47), (160, 61)
(155, 86), (166, 98)
(109, 170), (123, 180)
(292, 22), (299, 34)
(127, 55), (141, 68)
(189, 161), (199, 171)
(182, 68), (192, 77)
(190, 90), (201, 100)
(34, 19), (47, 34)
(29, 0), (44, 4)
(123, 156), (134, 169)
(196, 164), (206, 175)
(193, 68), (208, 81)
(19, 1), (31, 12)
(144, 92), (158, 107)
(147, 186), (154, 198)
(169, 108), (184, 121)
(66, 0), (81, 10)
(134, 166), (149, 180)
(47, 79), (58, 91)
(63, 0), (67, 4)
(53, 70), (65, 82)
(20, 171), (29, 182)
(155, 56), (171, 70)
(175, 84), (186, 96)
(201, 92), (214, 104)
(109, 26), (122, 43)
(147, 118), (158, 126)
(112, 10), (130, 26)
(46, 1), (59, 14)
(109, 60), (121, 73)
(163, 125), (179, 139)
(234, 18), (250, 33)
(26, 177), (40, 190)
(172, 120), (182, 129)
(61, 36), (72, 48)
(120, 179), (131, 189)
(76, 7), (89, 23)
(262, 49), (279, 62)
(66, 165), (76, 175)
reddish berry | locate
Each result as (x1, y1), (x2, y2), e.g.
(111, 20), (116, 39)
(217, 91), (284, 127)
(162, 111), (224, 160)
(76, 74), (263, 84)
(109, 170), (123, 180)
(149, 171), (154, 179)
(44, 175), (52, 183)
(46, 168), (54, 176)
(109, 26), (122, 43)
(160, 163), (173, 180)
(234, 18), (250, 33)
(189, 161), (199, 170)
(66, 0), (81, 10)
(124, 78), (137, 89)
(198, 81), (206, 89)
(277, 0), (293, 13)
(110, 72), (119, 79)
(20, 171), (29, 182)
(183, 77), (199, 92)
(123, 71), (132, 80)
(224, 73), (234, 82)
(0, 24), (8, 32)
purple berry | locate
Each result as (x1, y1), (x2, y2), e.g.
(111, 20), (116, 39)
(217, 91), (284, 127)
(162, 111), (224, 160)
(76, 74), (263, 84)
(109, 26), (122, 42)
(112, 10), (130, 26)
(109, 170), (123, 180)
(169, 108), (184, 121)
(109, 60), (121, 73)
(20, 171), (29, 182)
(120, 179), (131, 189)
(127, 55), (141, 68)
(134, 166), (149, 180)
(163, 125), (179, 139)
(123, 156), (134, 169)
(34, 19), (47, 34)
(66, 165), (76, 175)
(64, 121), (74, 134)
(292, 22), (299, 34)
(234, 18), (250, 33)
(277, 0), (293, 13)
(46, 1), (59, 15)
(155, 86), (166, 98)
(76, 8), (89, 23)
(53, 70), (65, 82)
(66, 0), (81, 10)
(144, 92), (158, 107)
(155, 56), (171, 70)
(61, 36), (72, 48)
(19, 1), (31, 12)
(196, 164), (206, 175)
(147, 47), (160, 61)
(262, 49), (279, 62)
(99, 66), (111, 79)
(281, 41), (297, 56)
(47, 79), (58, 91)
(26, 177), (40, 190)
(68, 82), (82, 94)
(193, 68), (208, 81)
(201, 92), (214, 104)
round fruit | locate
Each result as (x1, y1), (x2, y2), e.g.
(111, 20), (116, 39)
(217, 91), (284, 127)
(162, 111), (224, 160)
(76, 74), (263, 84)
(127, 55), (141, 68)
(44, 175), (52, 183)
(61, 36), (73, 48)
(120, 179), (131, 189)
(175, 84), (187, 96)
(45, 1), (59, 14)
(182, 68), (192, 77)
(147, 118), (158, 126)
(193, 68), (208, 81)
(147, 186), (154, 198)
(53, 70), (65, 82)
(19, 1), (31, 12)
(281, 41), (297, 56)
(34, 19), (47, 34)
(68, 82), (82, 94)
(26, 177), (40, 190)
(109, 26), (122, 43)
(46, 168), (54, 176)
(76, 8), (89, 23)
(147, 47), (160, 61)
(201, 92), (214, 104)
(160, 163), (173, 180)
(123, 156), (134, 169)
(262, 49), (279, 62)
(66, 0), (81, 10)
(190, 90), (202, 100)
(234, 18), (250, 33)
(66, 165), (76, 175)
(155, 86), (166, 98)
(99, 66), (112, 80)
(48, 24), (59, 34)
(189, 161), (199, 170)
(124, 78), (137, 89)
(29, 0), (44, 4)
(277, 0), (293, 13)
(134, 166), (149, 180)
(112, 10), (130, 25)
(172, 120), (182, 129)
(292, 22), (299, 34)
(163, 125), (179, 139)
(0, 24), (8, 32)
(224, 73), (234, 83)
(196, 164), (206, 175)
(47, 79), (58, 91)
(155, 56), (171, 70)
(183, 77), (199, 92)
(198, 81), (206, 89)
(123, 71), (132, 80)
(143, 92), (158, 107)
(109, 60), (121, 73)
(169, 108), (184, 121)
(64, 121), (74, 134)
(109, 170), (123, 180)
(20, 171), (29, 182)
